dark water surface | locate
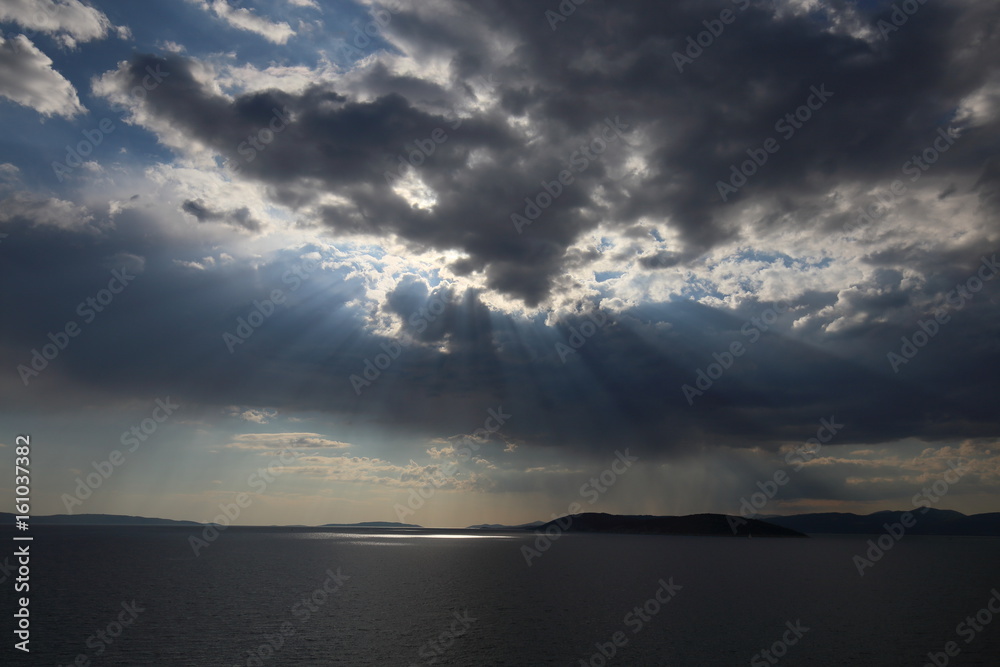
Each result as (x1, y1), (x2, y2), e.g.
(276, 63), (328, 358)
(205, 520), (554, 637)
(3, 527), (999, 665)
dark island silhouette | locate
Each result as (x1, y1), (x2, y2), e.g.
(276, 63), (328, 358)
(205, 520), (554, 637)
(320, 521), (421, 528)
(467, 521), (545, 530)
(0, 513), (203, 526)
(764, 508), (1000, 536)
(532, 512), (806, 537)
(0, 513), (421, 528)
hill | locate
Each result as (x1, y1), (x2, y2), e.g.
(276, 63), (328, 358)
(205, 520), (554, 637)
(534, 512), (806, 537)
(320, 521), (422, 528)
(0, 512), (200, 526)
(764, 509), (1000, 536)
(0, 514), (422, 528)
(467, 521), (545, 530)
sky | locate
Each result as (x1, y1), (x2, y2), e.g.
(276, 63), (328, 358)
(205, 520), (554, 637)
(0, 0), (999, 528)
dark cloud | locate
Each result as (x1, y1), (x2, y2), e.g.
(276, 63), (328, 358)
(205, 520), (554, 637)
(96, 0), (1000, 311)
(181, 198), (261, 232)
(2, 203), (998, 466)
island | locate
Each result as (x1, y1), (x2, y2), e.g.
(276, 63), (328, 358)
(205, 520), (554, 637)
(532, 512), (807, 537)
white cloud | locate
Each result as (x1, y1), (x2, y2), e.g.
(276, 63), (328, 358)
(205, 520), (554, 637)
(289, 454), (495, 491)
(93, 59), (218, 163)
(0, 34), (85, 118)
(0, 162), (22, 191)
(214, 59), (340, 96)
(0, 190), (94, 231)
(173, 258), (212, 271)
(0, 0), (126, 48)
(955, 77), (1000, 128)
(190, 0), (295, 44)
(770, 0), (877, 42)
(226, 432), (352, 450)
(235, 408), (278, 424)
(158, 40), (187, 54)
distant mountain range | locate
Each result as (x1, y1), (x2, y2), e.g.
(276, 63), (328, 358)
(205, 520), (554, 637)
(0, 513), (203, 526)
(0, 513), (420, 528)
(4, 509), (999, 535)
(468, 509), (1000, 536)
(320, 521), (421, 528)
(532, 512), (806, 537)
(763, 508), (1000, 536)
(466, 521), (545, 530)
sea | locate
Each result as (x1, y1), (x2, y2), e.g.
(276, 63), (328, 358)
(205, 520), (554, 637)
(3, 527), (999, 666)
